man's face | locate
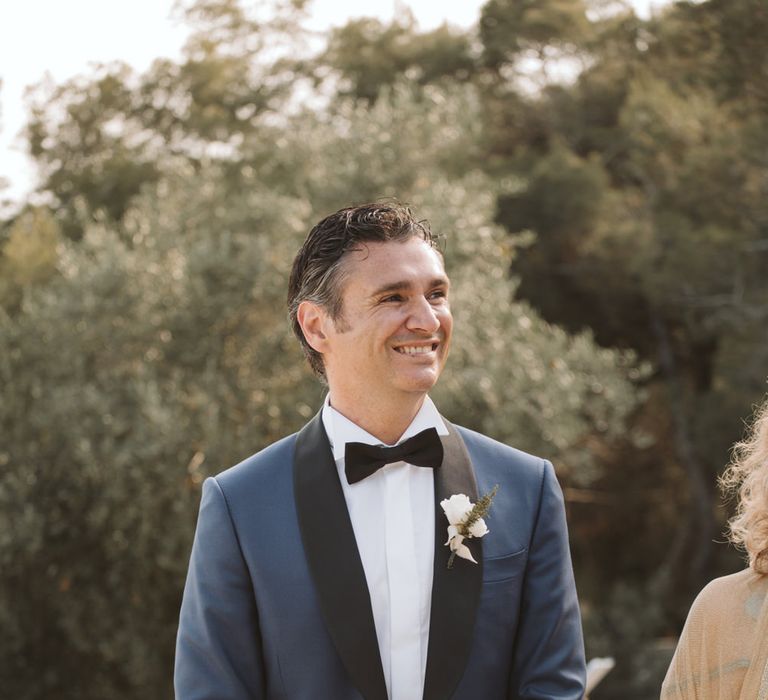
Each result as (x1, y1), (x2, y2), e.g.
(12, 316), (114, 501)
(322, 236), (453, 406)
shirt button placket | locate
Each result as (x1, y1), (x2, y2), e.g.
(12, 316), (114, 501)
(383, 462), (423, 700)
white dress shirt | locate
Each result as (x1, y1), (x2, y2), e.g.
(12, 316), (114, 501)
(321, 395), (448, 700)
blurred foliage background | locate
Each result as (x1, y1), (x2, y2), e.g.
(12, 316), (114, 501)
(2, 0), (767, 697)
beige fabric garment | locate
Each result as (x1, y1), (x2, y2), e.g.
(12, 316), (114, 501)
(661, 568), (768, 699)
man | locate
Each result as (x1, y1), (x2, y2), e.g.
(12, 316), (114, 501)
(175, 202), (586, 699)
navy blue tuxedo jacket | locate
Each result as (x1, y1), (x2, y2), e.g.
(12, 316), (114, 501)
(175, 413), (586, 699)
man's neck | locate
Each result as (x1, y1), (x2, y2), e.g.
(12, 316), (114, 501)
(327, 392), (427, 445)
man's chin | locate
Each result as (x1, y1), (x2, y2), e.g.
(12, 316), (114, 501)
(394, 370), (441, 395)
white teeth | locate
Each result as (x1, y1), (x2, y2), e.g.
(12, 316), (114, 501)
(396, 345), (434, 355)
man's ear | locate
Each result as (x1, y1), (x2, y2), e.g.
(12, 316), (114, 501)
(296, 300), (331, 354)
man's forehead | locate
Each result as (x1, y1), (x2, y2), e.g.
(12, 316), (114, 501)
(340, 240), (448, 290)
(342, 238), (446, 269)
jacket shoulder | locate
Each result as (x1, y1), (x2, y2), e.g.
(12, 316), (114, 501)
(214, 432), (298, 497)
(453, 423), (549, 480)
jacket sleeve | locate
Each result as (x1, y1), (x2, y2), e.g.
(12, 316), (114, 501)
(175, 476), (266, 699)
(508, 460), (586, 700)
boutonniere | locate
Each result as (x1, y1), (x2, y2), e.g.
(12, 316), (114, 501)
(441, 485), (499, 569)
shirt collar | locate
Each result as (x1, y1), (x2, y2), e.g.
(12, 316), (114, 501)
(321, 394), (448, 462)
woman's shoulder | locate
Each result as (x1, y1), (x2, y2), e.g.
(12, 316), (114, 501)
(689, 568), (766, 620)
(662, 569), (767, 697)
(697, 567), (762, 597)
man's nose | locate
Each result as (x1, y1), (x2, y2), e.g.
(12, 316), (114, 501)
(406, 296), (441, 333)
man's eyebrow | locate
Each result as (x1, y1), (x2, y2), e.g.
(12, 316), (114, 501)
(370, 277), (450, 297)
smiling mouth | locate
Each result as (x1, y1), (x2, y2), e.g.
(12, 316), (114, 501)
(394, 343), (439, 356)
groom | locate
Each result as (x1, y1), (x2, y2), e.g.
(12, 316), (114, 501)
(175, 203), (586, 699)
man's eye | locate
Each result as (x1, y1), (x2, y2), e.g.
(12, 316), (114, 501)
(382, 295), (404, 303)
(429, 290), (447, 299)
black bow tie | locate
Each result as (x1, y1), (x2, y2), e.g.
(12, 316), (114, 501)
(344, 428), (444, 485)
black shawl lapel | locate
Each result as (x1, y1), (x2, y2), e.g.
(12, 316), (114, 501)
(423, 421), (483, 700)
(293, 412), (388, 700)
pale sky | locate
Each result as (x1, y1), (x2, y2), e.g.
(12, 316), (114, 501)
(0, 0), (669, 209)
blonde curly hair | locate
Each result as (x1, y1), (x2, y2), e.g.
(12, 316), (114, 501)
(720, 395), (768, 574)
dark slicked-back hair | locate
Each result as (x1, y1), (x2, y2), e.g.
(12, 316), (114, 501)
(288, 202), (438, 378)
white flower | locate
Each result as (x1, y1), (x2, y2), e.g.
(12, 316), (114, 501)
(467, 517), (488, 538)
(445, 524), (460, 542)
(446, 531), (477, 564)
(440, 494), (473, 525)
(440, 491), (495, 567)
